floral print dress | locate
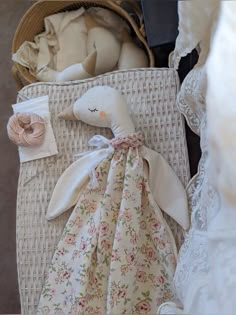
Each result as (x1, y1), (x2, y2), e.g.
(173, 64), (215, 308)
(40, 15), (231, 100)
(37, 140), (177, 315)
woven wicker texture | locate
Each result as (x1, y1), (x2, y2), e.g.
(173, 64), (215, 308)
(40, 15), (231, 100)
(16, 68), (190, 315)
(12, 0), (154, 88)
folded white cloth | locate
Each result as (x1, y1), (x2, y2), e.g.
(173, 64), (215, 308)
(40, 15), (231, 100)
(12, 95), (58, 163)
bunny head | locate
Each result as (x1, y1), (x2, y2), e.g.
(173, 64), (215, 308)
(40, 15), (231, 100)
(58, 86), (135, 137)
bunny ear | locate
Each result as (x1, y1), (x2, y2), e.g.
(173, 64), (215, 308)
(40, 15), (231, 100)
(142, 146), (190, 230)
(47, 148), (110, 220)
(83, 50), (97, 76)
(58, 105), (78, 120)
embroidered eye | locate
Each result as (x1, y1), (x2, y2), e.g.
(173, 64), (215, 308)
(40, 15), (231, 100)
(88, 108), (98, 113)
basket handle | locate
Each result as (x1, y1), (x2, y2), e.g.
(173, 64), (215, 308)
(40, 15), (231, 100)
(113, 0), (145, 37)
(11, 65), (24, 91)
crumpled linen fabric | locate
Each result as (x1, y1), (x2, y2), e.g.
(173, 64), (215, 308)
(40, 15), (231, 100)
(206, 2), (236, 314)
(13, 7), (87, 74)
(12, 7), (129, 77)
(12, 95), (58, 163)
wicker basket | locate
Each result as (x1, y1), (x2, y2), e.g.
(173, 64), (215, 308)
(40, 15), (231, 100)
(11, 0), (154, 90)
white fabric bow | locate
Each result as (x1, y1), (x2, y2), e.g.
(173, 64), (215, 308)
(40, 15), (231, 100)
(88, 135), (112, 148)
(74, 135), (114, 158)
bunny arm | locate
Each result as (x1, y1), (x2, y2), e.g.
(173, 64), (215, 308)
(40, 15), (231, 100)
(46, 148), (110, 220)
(142, 146), (190, 230)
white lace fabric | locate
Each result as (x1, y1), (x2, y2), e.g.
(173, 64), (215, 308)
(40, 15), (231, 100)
(164, 2), (236, 314)
(159, 64), (211, 313)
(172, 0), (220, 69)
(164, 1), (220, 310)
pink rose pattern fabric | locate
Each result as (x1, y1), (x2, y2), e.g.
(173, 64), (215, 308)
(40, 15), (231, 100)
(37, 148), (177, 315)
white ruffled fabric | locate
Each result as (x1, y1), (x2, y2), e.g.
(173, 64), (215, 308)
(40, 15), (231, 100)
(172, 0), (220, 69)
(161, 1), (236, 314)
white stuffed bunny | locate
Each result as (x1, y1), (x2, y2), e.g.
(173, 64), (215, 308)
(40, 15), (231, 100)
(37, 86), (189, 315)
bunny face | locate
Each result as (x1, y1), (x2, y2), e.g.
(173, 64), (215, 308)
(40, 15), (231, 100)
(58, 86), (135, 137)
(73, 86), (113, 128)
